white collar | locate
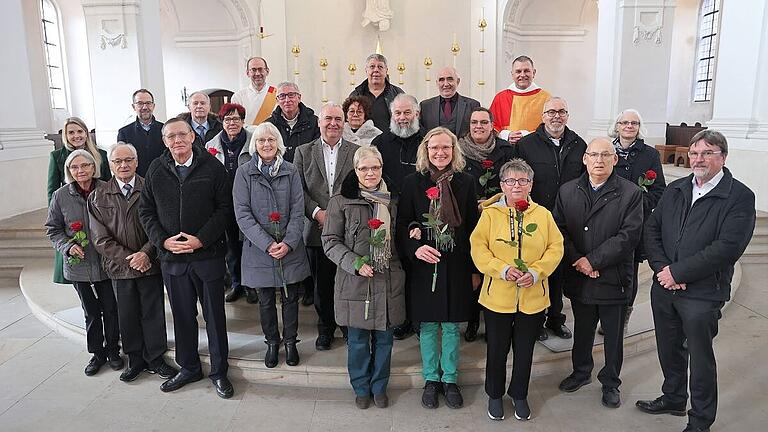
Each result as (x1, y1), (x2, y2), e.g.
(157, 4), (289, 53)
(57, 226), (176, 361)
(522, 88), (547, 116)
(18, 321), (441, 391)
(115, 176), (136, 190)
(175, 153), (193, 167)
(250, 82), (269, 94)
(506, 83), (541, 93)
(322, 138), (341, 150)
(692, 169), (724, 189)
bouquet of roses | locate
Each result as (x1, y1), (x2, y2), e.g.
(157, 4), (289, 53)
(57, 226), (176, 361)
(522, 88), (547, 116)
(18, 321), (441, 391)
(637, 169), (656, 192)
(66, 221), (89, 265)
(354, 218), (386, 320)
(496, 200), (537, 292)
(269, 211), (289, 298)
(421, 186), (456, 292)
(477, 159), (499, 199)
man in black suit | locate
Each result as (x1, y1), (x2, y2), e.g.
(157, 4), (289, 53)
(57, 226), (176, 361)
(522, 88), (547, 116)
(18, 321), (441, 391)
(419, 66), (480, 139)
(117, 89), (165, 177)
(177, 91), (223, 148)
(139, 117), (234, 399)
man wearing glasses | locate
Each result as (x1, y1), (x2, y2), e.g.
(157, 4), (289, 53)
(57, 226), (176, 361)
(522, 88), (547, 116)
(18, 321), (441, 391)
(264, 82), (320, 162)
(517, 96), (587, 341)
(117, 89), (164, 177)
(231, 56), (277, 125)
(349, 53), (404, 131)
(637, 130), (755, 432)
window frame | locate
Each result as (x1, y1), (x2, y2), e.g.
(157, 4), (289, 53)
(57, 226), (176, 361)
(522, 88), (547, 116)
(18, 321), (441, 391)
(40, 0), (69, 112)
(692, 0), (722, 103)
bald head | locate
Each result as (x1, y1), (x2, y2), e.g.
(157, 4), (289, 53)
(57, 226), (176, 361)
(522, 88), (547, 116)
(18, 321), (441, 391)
(437, 66), (460, 99)
(584, 137), (618, 184)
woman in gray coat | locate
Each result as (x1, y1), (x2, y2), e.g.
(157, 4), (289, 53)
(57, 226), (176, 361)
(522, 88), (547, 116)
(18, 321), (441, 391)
(45, 149), (122, 376)
(233, 122), (310, 368)
(322, 146), (406, 410)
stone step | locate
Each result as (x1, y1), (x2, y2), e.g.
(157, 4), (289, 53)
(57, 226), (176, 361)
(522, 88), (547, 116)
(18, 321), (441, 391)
(0, 238), (54, 260)
(0, 227), (47, 240)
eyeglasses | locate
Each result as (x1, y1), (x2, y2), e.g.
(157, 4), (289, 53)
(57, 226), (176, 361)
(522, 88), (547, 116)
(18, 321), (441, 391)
(110, 157), (136, 165)
(256, 137), (277, 144)
(68, 162), (94, 171)
(500, 178), (531, 186)
(470, 120), (491, 126)
(133, 101), (154, 107)
(544, 109), (569, 117)
(248, 67), (268, 74)
(347, 109), (364, 115)
(223, 116), (243, 123)
(276, 92), (299, 101)
(164, 132), (191, 141)
(367, 64), (387, 71)
(356, 165), (382, 173)
(617, 120), (640, 126)
(427, 145), (453, 152)
(585, 152), (616, 160)
(687, 150), (723, 160)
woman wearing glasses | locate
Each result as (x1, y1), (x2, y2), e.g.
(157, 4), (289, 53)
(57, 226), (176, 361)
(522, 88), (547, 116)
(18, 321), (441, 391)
(342, 95), (383, 147)
(470, 158), (563, 421)
(605, 109), (665, 331)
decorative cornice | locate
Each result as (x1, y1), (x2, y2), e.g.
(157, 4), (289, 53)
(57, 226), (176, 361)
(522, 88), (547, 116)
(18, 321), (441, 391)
(82, 0), (140, 16)
(503, 24), (588, 42)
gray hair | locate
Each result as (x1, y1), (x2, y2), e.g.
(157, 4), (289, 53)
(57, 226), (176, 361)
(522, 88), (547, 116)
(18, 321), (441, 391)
(276, 81), (300, 93)
(249, 122), (286, 158)
(608, 108), (647, 139)
(365, 53), (388, 66)
(107, 142), (138, 160)
(186, 91), (210, 105)
(390, 93), (419, 114)
(161, 117), (193, 136)
(543, 96), (569, 112)
(64, 149), (100, 184)
(353, 146), (383, 168)
(690, 129), (728, 155)
(500, 158), (534, 181)
(512, 55), (535, 69)
(320, 102), (343, 116)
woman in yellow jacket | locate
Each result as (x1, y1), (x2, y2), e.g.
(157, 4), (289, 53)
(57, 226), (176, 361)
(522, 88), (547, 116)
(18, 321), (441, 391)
(470, 158), (564, 422)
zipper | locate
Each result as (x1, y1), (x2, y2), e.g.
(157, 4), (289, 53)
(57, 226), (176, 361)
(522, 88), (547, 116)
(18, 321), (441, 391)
(485, 276), (493, 295)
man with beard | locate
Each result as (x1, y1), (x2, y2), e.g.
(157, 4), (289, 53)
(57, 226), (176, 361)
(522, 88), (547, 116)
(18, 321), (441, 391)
(349, 54), (404, 132)
(117, 89), (164, 177)
(517, 96), (586, 342)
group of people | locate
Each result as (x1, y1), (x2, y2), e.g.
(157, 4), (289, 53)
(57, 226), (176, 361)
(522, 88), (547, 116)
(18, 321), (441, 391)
(43, 53), (755, 432)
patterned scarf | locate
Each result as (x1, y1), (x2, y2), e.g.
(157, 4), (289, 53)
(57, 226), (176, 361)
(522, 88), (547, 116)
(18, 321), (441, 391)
(359, 180), (392, 271)
(613, 137), (637, 160)
(428, 164), (462, 228)
(257, 154), (284, 178)
(457, 132), (498, 162)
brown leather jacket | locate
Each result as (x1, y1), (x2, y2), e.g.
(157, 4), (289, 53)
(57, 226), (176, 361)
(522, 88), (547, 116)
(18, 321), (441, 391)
(88, 176), (160, 279)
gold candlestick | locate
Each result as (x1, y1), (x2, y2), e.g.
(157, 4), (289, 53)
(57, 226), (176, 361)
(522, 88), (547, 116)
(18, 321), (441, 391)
(396, 62), (406, 85)
(478, 8), (488, 87)
(291, 43), (301, 77)
(423, 57), (432, 81)
(348, 63), (357, 87)
(451, 41), (460, 68)
(319, 57), (329, 102)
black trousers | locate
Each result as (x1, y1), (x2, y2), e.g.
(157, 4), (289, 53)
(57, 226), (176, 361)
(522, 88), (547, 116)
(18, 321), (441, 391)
(224, 212), (242, 291)
(651, 288), (723, 429)
(570, 298), (626, 389)
(73, 280), (120, 358)
(161, 258), (229, 380)
(484, 308), (545, 399)
(257, 283), (300, 344)
(308, 246), (339, 337)
(544, 266), (567, 328)
(112, 274), (167, 368)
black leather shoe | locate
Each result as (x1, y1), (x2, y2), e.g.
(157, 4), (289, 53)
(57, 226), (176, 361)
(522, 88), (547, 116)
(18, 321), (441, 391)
(682, 424), (709, 432)
(487, 398), (504, 420)
(393, 322), (415, 340)
(285, 342), (300, 366)
(264, 342), (279, 368)
(512, 398), (531, 421)
(212, 377), (234, 399)
(548, 324), (573, 339)
(245, 288), (259, 304)
(148, 362), (179, 379)
(301, 293), (314, 306)
(601, 386), (621, 408)
(355, 395), (371, 409)
(225, 286), (244, 302)
(315, 334), (332, 351)
(635, 396), (687, 416)
(84, 355), (106, 376)
(373, 393), (388, 408)
(443, 383), (464, 409)
(558, 374), (592, 393)
(537, 327), (549, 341)
(119, 365), (146, 382)
(107, 354), (124, 371)
(421, 380), (440, 409)
(464, 321), (479, 342)
(160, 371), (204, 393)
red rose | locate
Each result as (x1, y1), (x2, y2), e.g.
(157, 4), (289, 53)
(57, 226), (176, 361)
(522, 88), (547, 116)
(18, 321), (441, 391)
(69, 221), (83, 232)
(208, 147), (219, 156)
(645, 170), (657, 180)
(426, 186), (440, 200)
(269, 212), (281, 222)
(368, 218), (384, 230)
(481, 159), (494, 170)
(514, 200), (529, 212)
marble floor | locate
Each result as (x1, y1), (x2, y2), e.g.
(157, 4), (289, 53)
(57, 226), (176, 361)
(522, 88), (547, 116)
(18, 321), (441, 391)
(1, 261), (767, 432)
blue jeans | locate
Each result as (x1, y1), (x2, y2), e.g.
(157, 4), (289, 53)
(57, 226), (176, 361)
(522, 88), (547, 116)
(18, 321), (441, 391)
(346, 327), (394, 396)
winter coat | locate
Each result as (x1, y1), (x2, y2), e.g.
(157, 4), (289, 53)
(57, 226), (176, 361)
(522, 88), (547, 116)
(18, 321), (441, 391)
(349, 79), (404, 131)
(88, 176), (160, 279)
(372, 130), (422, 196)
(470, 194), (563, 314)
(516, 124), (587, 210)
(644, 167), (755, 303)
(232, 158), (310, 288)
(116, 118), (165, 177)
(264, 103), (320, 162)
(460, 137), (517, 200)
(45, 180), (110, 283)
(553, 173), (643, 305)
(396, 171), (480, 322)
(342, 120), (382, 147)
(322, 172), (406, 330)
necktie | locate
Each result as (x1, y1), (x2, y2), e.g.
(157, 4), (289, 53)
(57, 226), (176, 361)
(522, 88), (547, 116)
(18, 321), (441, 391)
(176, 165), (190, 181)
(196, 125), (206, 141)
(442, 98), (452, 120)
(122, 183), (132, 198)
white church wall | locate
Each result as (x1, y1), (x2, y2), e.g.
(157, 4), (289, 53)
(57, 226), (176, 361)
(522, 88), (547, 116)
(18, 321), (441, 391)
(21, 0), (55, 134)
(58, 0), (96, 129)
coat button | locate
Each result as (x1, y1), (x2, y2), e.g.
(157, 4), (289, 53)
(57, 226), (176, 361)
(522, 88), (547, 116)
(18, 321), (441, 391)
(584, 226), (589, 231)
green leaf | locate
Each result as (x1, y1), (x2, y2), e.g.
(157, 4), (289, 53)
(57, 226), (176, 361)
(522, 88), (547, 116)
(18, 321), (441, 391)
(81, 239), (89, 247)
(513, 258), (528, 272)
(353, 255), (370, 271)
(496, 238), (518, 248)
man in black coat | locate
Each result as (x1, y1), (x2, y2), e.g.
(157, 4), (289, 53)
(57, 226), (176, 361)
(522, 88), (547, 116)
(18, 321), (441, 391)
(517, 96), (587, 340)
(117, 89), (164, 177)
(553, 137), (643, 409)
(138, 118), (234, 399)
(264, 82), (320, 163)
(349, 53), (404, 131)
(636, 130), (756, 432)
(177, 91), (223, 148)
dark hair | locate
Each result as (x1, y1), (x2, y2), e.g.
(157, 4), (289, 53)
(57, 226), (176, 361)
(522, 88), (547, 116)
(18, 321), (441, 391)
(342, 95), (373, 122)
(470, 107), (494, 123)
(512, 55), (534, 69)
(161, 117), (192, 136)
(217, 103), (246, 121)
(132, 89), (154, 102)
(690, 129), (728, 155)
(245, 56), (270, 70)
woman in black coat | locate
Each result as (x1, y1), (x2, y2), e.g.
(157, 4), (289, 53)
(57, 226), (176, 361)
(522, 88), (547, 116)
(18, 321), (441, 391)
(396, 127), (481, 410)
(607, 109), (666, 328)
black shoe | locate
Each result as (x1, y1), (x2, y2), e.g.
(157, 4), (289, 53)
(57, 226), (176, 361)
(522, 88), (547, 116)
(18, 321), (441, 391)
(512, 398), (531, 421)
(149, 362), (178, 379)
(265, 342), (279, 368)
(225, 286), (244, 302)
(107, 354), (124, 371)
(421, 380), (440, 409)
(373, 393), (389, 408)
(84, 355), (106, 376)
(160, 371), (204, 393)
(355, 395), (371, 409)
(315, 334), (332, 351)
(487, 398), (504, 420)
(393, 323), (415, 340)
(301, 293), (314, 306)
(538, 327), (549, 341)
(682, 425), (710, 432)
(547, 324), (573, 339)
(285, 342), (300, 366)
(119, 365), (146, 382)
(212, 377), (234, 399)
(597, 325), (605, 335)
(558, 374), (592, 393)
(464, 321), (479, 342)
(601, 386), (621, 408)
(245, 288), (259, 304)
(635, 396), (687, 416)
(443, 383), (464, 409)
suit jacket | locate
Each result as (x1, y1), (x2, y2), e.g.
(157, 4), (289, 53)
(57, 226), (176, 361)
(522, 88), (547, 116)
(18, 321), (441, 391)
(293, 137), (359, 246)
(419, 93), (480, 139)
(117, 117), (165, 177)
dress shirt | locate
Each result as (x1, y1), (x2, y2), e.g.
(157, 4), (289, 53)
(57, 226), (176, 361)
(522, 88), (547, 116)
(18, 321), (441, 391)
(691, 169), (724, 207)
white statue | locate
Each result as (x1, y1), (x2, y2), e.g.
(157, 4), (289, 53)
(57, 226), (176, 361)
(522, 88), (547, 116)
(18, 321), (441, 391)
(361, 0), (393, 32)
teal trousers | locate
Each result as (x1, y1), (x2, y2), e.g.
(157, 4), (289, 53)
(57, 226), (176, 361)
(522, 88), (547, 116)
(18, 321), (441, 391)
(419, 321), (461, 383)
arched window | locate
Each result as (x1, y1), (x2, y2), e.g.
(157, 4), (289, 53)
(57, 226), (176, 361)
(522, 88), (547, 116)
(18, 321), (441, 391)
(693, 0), (721, 102)
(40, 0), (68, 111)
